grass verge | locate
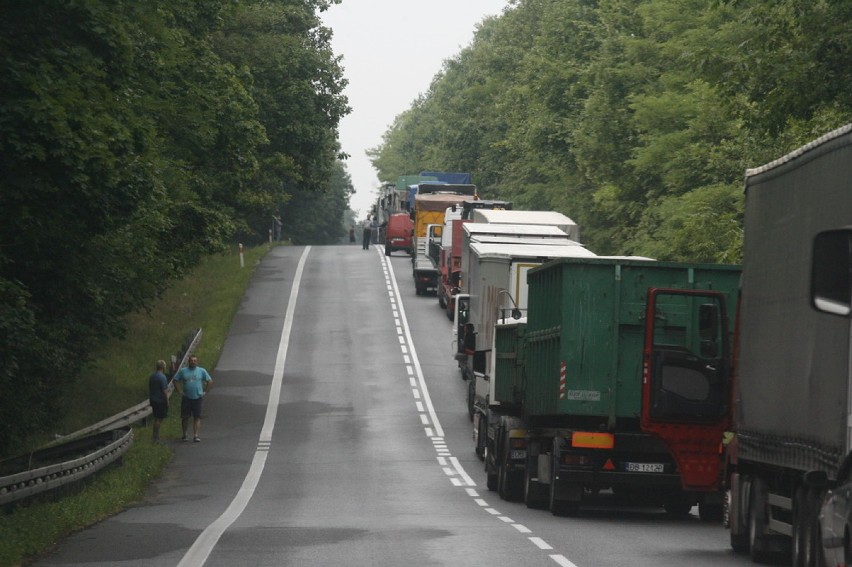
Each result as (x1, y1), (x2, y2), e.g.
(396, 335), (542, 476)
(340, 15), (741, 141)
(0, 243), (272, 567)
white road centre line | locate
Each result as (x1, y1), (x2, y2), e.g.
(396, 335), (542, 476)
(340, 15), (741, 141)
(550, 555), (579, 567)
(449, 457), (476, 486)
(530, 537), (553, 550)
(381, 250), (574, 567)
(381, 253), (444, 438)
(177, 246), (311, 567)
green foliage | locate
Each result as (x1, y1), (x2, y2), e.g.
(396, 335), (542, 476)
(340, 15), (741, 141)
(369, 0), (852, 262)
(0, 244), (266, 566)
(0, 0), (348, 454)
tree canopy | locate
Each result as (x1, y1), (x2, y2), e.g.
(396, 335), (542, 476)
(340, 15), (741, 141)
(0, 0), (350, 454)
(370, 0), (852, 261)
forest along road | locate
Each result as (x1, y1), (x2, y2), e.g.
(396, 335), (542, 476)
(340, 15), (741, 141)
(35, 244), (753, 567)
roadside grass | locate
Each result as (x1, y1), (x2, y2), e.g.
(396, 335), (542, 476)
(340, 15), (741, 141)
(0, 243), (272, 567)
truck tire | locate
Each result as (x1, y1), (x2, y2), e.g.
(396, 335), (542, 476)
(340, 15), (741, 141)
(792, 486), (810, 566)
(800, 488), (824, 567)
(549, 447), (579, 517)
(475, 414), (487, 460)
(524, 467), (548, 509)
(497, 432), (523, 502)
(730, 479), (750, 553)
(748, 477), (780, 564)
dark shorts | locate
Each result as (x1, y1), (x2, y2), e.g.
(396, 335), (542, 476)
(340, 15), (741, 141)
(150, 400), (168, 419)
(181, 397), (203, 419)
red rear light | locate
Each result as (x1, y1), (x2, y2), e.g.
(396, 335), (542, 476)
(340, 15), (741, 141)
(562, 455), (593, 466)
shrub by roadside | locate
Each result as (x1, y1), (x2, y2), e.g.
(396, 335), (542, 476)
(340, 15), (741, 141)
(0, 244), (271, 567)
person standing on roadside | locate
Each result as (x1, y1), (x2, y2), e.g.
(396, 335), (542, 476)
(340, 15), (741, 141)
(172, 354), (213, 442)
(148, 360), (170, 443)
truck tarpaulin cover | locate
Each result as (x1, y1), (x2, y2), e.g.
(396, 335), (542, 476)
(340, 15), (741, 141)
(737, 124), (852, 474)
(415, 193), (475, 212)
(419, 171), (472, 184)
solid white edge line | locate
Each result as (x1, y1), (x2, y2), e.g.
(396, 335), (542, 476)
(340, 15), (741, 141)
(176, 245), (311, 567)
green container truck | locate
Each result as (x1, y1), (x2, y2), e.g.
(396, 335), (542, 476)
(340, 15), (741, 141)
(484, 257), (740, 519)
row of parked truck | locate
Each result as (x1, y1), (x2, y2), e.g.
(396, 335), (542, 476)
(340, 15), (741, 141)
(378, 125), (852, 566)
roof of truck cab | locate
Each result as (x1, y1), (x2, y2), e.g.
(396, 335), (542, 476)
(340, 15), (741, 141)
(472, 209), (577, 226)
(470, 235), (580, 246)
(469, 242), (597, 259)
(414, 193), (476, 212)
(464, 223), (568, 237)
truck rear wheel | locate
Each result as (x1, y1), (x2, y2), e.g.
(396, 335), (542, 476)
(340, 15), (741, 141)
(497, 433), (523, 502)
(729, 478), (750, 553)
(524, 468), (548, 509)
(749, 477), (783, 563)
(548, 450), (579, 517)
(796, 487), (824, 567)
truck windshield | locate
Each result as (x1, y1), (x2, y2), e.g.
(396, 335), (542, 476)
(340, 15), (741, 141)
(646, 292), (728, 423)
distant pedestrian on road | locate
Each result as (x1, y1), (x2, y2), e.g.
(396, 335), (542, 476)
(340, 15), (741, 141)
(349, 225), (356, 243)
(172, 354), (213, 442)
(148, 360), (170, 443)
(362, 216), (373, 250)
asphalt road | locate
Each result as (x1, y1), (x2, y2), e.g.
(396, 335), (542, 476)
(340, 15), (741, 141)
(35, 244), (756, 567)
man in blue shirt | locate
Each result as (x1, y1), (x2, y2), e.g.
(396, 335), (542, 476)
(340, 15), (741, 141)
(173, 355), (213, 442)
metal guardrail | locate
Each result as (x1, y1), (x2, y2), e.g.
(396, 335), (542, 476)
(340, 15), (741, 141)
(0, 428), (133, 506)
(0, 329), (202, 507)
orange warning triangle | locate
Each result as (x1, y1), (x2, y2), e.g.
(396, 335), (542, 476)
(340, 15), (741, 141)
(603, 459), (616, 471)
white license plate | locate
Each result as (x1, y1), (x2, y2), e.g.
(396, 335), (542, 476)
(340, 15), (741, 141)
(625, 462), (665, 473)
(510, 450), (527, 460)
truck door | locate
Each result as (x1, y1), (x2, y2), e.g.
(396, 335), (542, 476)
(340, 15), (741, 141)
(453, 294), (471, 357)
(641, 288), (731, 489)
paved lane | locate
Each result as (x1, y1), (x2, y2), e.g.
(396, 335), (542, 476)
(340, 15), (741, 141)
(36, 244), (754, 567)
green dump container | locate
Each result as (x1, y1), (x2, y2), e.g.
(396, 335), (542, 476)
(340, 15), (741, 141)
(516, 257), (740, 421)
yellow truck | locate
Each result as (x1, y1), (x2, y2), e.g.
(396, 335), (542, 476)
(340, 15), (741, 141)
(411, 183), (477, 295)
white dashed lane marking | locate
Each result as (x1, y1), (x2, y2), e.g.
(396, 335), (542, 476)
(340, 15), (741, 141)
(378, 247), (580, 567)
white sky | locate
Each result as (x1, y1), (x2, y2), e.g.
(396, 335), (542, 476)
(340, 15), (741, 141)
(321, 0), (510, 219)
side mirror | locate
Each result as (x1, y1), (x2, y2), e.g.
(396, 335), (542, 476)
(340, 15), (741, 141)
(812, 228), (852, 316)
